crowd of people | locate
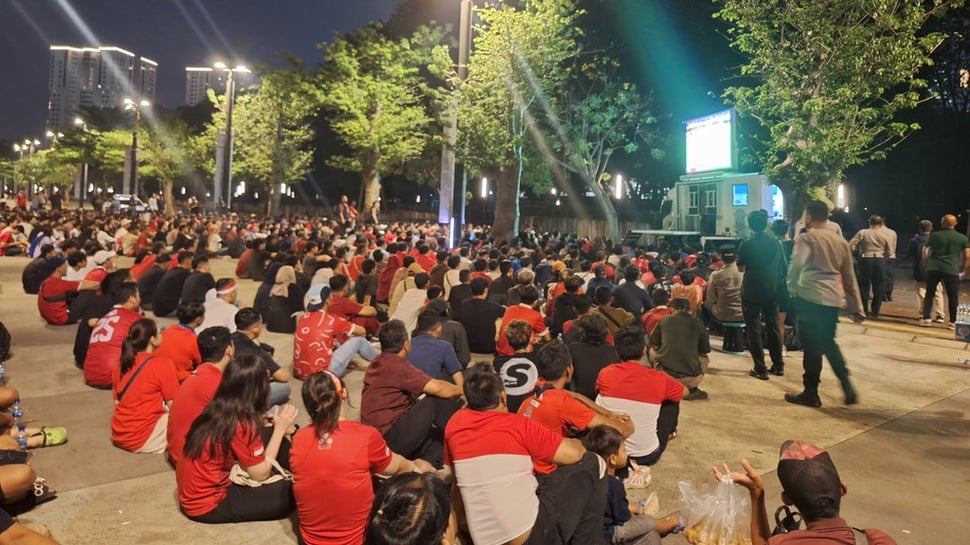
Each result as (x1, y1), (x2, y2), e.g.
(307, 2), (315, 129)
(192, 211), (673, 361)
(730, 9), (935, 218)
(0, 195), (953, 544)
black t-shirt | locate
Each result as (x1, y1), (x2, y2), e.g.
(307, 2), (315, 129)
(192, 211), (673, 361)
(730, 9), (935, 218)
(230, 331), (281, 375)
(181, 272), (215, 304)
(152, 268), (191, 317)
(21, 257), (49, 294)
(492, 352), (538, 414)
(460, 298), (505, 354)
(355, 273), (378, 304)
(568, 341), (620, 399)
(737, 232), (786, 304)
(448, 284), (474, 322)
(612, 282), (653, 322)
(488, 275), (513, 306)
(138, 265), (166, 305)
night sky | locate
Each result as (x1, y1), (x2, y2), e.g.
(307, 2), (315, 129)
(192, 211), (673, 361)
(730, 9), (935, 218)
(0, 0), (405, 139)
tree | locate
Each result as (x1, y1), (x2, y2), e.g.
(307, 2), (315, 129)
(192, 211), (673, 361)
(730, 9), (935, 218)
(318, 23), (449, 210)
(141, 119), (195, 215)
(457, 0), (581, 243)
(547, 55), (664, 239)
(926, 6), (970, 112)
(717, 0), (963, 211)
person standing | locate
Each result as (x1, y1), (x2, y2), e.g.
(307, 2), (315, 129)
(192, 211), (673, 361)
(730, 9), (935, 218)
(919, 214), (970, 328)
(882, 219), (898, 302)
(786, 201), (864, 408)
(848, 215), (893, 318)
(908, 220), (944, 322)
(737, 209), (786, 379)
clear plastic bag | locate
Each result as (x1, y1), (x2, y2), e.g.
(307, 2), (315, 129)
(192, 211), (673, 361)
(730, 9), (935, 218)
(678, 476), (753, 545)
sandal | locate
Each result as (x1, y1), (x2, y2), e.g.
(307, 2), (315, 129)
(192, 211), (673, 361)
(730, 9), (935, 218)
(31, 427), (68, 448)
(32, 478), (57, 505)
(623, 461), (651, 489)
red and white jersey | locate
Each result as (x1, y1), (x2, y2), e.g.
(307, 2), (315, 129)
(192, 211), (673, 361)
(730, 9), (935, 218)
(595, 361), (684, 457)
(444, 409), (562, 545)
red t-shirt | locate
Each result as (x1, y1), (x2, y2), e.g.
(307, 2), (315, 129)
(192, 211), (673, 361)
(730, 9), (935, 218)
(236, 249), (254, 277)
(642, 307), (672, 336)
(0, 230), (13, 256)
(154, 324), (202, 382)
(516, 380), (595, 474)
(129, 254), (156, 281)
(38, 276), (79, 325)
(111, 353), (180, 452)
(293, 311), (353, 380)
(596, 361), (684, 457)
(176, 421), (265, 517)
(328, 296), (364, 322)
(496, 305), (548, 356)
(360, 353), (432, 434)
(85, 267), (108, 285)
(290, 422), (393, 545)
(84, 307), (143, 388)
(416, 253), (436, 272)
(167, 364), (223, 466)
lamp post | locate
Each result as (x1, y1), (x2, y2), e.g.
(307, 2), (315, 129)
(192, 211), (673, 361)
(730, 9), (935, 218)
(17, 139), (40, 197)
(213, 62), (251, 214)
(74, 117), (90, 209)
(439, 0), (474, 242)
(123, 98), (150, 197)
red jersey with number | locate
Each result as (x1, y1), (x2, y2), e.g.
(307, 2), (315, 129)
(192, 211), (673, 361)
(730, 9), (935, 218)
(291, 422), (393, 545)
(111, 354), (180, 452)
(84, 307), (143, 388)
(176, 421), (264, 517)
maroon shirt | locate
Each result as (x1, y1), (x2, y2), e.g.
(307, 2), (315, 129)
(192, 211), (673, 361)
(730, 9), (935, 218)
(770, 518), (897, 545)
(360, 352), (431, 434)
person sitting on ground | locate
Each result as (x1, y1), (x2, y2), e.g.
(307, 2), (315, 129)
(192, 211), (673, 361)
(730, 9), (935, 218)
(0, 508), (62, 544)
(84, 250), (117, 285)
(293, 285), (378, 379)
(595, 285), (635, 337)
(264, 264), (305, 334)
(365, 472), (457, 545)
(0, 385), (66, 450)
(137, 253), (170, 311)
(253, 262), (283, 322)
(670, 269), (703, 315)
(716, 440), (899, 545)
(505, 268), (535, 307)
(197, 279), (239, 333)
(442, 254), (462, 300)
(587, 264), (617, 297)
(154, 302), (205, 382)
(446, 269), (474, 322)
(460, 277), (506, 354)
(388, 259), (419, 312)
(407, 310), (464, 386)
(549, 274), (585, 338)
(84, 282), (144, 389)
(568, 314), (620, 400)
(360, 320), (463, 468)
(426, 298), (471, 368)
(583, 426), (685, 545)
(111, 318), (180, 454)
(230, 308), (292, 405)
(518, 341), (633, 474)
(180, 255), (216, 305)
(492, 319), (539, 414)
(389, 272), (430, 335)
(496, 285), (549, 356)
(64, 251), (88, 281)
(152, 251), (194, 318)
(650, 297), (711, 401)
(445, 362), (608, 545)
(37, 256), (98, 325)
(354, 258), (379, 308)
(641, 289), (671, 337)
(176, 356), (298, 523)
(596, 326), (686, 467)
(701, 245), (743, 332)
(328, 274), (379, 336)
(21, 244), (57, 295)
(73, 270), (131, 368)
(290, 371), (436, 545)
(166, 326), (235, 467)
(613, 265), (654, 322)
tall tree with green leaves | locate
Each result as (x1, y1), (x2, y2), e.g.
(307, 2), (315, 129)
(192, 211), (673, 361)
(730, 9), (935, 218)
(456, 0), (581, 243)
(141, 119), (195, 215)
(717, 0), (963, 211)
(318, 23), (449, 210)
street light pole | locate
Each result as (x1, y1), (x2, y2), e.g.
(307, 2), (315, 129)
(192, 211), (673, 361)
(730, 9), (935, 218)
(213, 63), (249, 214)
(123, 99), (149, 197)
(74, 117), (89, 209)
(439, 0), (473, 240)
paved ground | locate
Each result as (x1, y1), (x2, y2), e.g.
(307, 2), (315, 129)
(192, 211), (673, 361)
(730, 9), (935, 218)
(0, 256), (967, 544)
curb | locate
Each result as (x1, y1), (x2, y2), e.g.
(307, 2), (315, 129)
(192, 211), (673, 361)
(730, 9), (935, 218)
(839, 319), (970, 351)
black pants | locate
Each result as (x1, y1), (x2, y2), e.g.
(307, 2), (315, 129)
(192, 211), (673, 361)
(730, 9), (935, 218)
(884, 258), (896, 300)
(742, 300), (784, 373)
(923, 271), (960, 323)
(187, 480), (293, 524)
(529, 452), (608, 545)
(384, 396), (461, 468)
(631, 401), (680, 467)
(795, 299), (853, 397)
(857, 257), (886, 315)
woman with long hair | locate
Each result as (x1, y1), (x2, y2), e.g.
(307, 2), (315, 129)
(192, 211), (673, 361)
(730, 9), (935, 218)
(265, 264), (304, 333)
(111, 318), (179, 453)
(364, 473), (456, 545)
(291, 371), (434, 545)
(176, 354), (298, 523)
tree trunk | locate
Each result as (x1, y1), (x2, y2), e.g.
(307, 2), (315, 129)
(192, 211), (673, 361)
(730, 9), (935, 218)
(269, 182), (282, 217)
(361, 168), (381, 212)
(163, 180), (176, 216)
(492, 165), (519, 245)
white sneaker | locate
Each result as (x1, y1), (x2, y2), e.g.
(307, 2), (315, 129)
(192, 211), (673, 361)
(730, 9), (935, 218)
(933, 316), (945, 324)
(624, 461), (651, 489)
(918, 319), (931, 327)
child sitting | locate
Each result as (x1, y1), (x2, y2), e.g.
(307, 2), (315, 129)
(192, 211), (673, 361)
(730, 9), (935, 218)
(582, 426), (685, 545)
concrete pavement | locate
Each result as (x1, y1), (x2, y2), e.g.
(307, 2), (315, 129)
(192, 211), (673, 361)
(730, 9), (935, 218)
(0, 256), (967, 544)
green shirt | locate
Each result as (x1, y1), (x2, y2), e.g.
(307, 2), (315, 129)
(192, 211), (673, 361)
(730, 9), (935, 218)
(926, 229), (970, 276)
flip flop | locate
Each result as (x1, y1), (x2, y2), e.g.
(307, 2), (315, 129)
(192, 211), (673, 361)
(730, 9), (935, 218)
(32, 478), (57, 505)
(31, 427), (68, 448)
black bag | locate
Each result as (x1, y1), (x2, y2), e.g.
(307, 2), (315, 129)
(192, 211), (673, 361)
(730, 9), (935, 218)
(0, 321), (11, 359)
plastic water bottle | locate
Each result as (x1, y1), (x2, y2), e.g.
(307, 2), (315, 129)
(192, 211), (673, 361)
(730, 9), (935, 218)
(0, 360), (6, 387)
(10, 398), (23, 426)
(16, 425), (27, 450)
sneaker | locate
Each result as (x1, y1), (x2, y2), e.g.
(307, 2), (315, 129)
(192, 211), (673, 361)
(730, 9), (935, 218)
(623, 462), (651, 489)
(918, 319), (931, 327)
(784, 392), (822, 408)
(748, 369), (769, 380)
(948, 322), (956, 330)
(932, 316), (946, 324)
(769, 366), (785, 376)
(683, 388), (709, 401)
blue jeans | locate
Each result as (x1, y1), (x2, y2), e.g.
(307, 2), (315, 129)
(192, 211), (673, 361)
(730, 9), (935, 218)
(268, 382), (292, 406)
(329, 336), (379, 377)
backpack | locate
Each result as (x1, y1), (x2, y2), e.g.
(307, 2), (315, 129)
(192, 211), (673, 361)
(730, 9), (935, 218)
(0, 322), (11, 359)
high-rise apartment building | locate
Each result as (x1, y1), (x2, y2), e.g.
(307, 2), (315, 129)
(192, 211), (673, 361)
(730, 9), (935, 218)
(47, 45), (158, 130)
(184, 66), (254, 106)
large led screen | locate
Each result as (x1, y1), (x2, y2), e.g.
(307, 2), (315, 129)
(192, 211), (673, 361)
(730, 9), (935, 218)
(685, 110), (735, 173)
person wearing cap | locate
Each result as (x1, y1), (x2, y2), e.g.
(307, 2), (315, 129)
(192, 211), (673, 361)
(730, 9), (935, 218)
(716, 440), (898, 545)
(702, 245), (744, 332)
(37, 256), (100, 325)
(293, 284), (378, 380)
(85, 250), (118, 285)
(197, 279), (240, 333)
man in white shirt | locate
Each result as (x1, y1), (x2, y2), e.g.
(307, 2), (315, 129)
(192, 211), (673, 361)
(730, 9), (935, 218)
(198, 279), (240, 333)
(390, 272), (431, 336)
